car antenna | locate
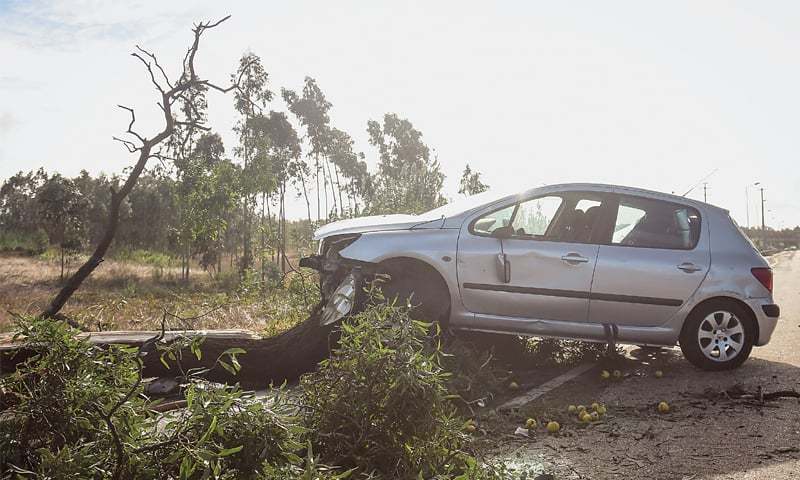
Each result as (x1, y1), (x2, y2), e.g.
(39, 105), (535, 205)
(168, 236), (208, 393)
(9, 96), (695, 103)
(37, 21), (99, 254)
(681, 168), (718, 197)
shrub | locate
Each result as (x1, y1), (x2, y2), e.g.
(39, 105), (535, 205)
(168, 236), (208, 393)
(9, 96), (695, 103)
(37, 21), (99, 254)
(301, 301), (482, 479)
(0, 317), (338, 479)
(0, 230), (48, 255)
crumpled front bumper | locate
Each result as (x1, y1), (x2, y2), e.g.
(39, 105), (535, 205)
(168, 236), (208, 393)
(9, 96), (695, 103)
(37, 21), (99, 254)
(300, 254), (375, 326)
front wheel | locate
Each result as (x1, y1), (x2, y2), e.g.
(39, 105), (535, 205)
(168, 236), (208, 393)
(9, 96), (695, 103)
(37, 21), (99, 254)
(379, 260), (451, 326)
(679, 300), (755, 371)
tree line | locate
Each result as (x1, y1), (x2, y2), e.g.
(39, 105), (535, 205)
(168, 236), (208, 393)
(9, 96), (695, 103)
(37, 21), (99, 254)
(0, 50), (490, 281)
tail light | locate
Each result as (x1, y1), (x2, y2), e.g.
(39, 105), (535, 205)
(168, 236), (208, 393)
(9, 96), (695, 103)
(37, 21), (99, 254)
(751, 267), (773, 293)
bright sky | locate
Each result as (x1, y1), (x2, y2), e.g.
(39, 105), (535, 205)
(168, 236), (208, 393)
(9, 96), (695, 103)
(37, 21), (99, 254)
(1, 1), (798, 228)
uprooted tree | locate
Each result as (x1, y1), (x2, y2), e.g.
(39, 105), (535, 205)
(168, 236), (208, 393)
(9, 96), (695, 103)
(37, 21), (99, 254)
(38, 16), (336, 385)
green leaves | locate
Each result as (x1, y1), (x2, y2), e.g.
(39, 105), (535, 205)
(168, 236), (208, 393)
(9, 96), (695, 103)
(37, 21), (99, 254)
(300, 302), (480, 478)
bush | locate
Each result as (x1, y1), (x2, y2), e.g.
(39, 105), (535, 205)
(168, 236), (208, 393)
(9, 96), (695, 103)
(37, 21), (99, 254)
(0, 317), (340, 479)
(301, 301), (484, 479)
(0, 308), (509, 479)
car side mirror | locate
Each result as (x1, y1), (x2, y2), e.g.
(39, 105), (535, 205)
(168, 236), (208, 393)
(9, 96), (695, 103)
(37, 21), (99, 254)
(491, 225), (514, 240)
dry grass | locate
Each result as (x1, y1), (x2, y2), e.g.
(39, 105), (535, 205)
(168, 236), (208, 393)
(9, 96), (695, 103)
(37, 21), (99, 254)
(0, 253), (319, 334)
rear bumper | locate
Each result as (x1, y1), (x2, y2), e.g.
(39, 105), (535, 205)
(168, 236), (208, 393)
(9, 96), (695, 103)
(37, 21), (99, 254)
(746, 299), (780, 346)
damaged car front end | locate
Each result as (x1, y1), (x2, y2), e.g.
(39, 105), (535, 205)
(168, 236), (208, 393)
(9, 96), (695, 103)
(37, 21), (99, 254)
(299, 234), (379, 326)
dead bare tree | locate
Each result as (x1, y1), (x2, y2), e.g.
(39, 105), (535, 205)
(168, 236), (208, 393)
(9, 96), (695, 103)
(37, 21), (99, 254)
(42, 16), (243, 320)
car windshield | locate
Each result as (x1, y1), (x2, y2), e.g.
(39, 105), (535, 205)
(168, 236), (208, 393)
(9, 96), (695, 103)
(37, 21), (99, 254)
(415, 189), (514, 221)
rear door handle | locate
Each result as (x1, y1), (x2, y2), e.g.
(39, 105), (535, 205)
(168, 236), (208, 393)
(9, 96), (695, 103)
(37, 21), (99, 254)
(561, 253), (589, 264)
(677, 262), (703, 273)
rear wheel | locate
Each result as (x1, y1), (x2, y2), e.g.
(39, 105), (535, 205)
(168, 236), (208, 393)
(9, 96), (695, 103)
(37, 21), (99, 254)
(679, 299), (755, 371)
(379, 259), (450, 326)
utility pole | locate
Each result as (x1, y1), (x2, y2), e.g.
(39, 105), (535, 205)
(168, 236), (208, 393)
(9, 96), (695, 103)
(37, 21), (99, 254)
(745, 182), (760, 229)
(760, 187), (766, 230)
(703, 183), (708, 203)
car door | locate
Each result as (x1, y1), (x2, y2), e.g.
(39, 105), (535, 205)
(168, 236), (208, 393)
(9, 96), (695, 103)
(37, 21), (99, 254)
(587, 194), (709, 328)
(457, 191), (612, 323)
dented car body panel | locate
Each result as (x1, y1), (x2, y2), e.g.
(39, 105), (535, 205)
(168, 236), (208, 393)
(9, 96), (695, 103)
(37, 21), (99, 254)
(303, 183), (779, 354)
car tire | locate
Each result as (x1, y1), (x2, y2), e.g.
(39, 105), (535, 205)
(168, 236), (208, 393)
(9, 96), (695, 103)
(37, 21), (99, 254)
(679, 299), (756, 371)
(379, 260), (450, 326)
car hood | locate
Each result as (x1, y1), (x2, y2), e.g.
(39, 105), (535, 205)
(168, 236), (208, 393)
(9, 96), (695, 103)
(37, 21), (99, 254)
(313, 214), (431, 240)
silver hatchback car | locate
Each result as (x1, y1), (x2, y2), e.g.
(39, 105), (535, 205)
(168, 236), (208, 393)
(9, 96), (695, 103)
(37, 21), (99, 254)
(301, 183), (780, 370)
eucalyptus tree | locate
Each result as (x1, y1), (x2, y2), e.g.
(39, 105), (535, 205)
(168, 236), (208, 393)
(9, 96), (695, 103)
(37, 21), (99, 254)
(327, 127), (367, 217)
(0, 168), (48, 236)
(36, 174), (89, 279)
(170, 84), (211, 279)
(366, 113), (446, 214)
(282, 77), (332, 221)
(248, 111), (302, 274)
(458, 164), (490, 196)
(232, 52), (272, 273)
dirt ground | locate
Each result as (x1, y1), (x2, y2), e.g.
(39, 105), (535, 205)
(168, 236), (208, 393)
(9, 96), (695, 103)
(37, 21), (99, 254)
(0, 253), (317, 335)
(481, 250), (800, 479)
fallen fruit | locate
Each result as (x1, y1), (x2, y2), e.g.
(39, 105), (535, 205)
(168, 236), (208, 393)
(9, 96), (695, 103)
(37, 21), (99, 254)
(658, 401), (670, 414)
(464, 420), (476, 432)
(568, 405), (577, 413)
(580, 412), (592, 423)
(655, 370), (664, 378)
(525, 418), (537, 429)
(591, 402), (600, 411)
(613, 370), (622, 379)
(509, 381), (520, 390)
(547, 421), (560, 433)
(600, 370), (611, 379)
(577, 405), (587, 413)
(596, 405), (607, 416)
(590, 411), (600, 421)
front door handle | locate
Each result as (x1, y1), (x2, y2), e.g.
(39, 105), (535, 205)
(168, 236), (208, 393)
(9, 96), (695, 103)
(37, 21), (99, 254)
(561, 253), (589, 264)
(677, 262), (703, 273)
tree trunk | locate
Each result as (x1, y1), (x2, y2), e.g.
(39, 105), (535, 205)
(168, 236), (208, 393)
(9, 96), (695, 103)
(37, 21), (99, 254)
(300, 174), (312, 224)
(315, 155), (321, 222)
(333, 164), (345, 218)
(140, 306), (334, 386)
(324, 159), (337, 217)
(3, 305), (337, 389)
(279, 183), (286, 274)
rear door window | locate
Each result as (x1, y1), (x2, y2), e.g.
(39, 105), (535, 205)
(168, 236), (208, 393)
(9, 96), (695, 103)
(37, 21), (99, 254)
(611, 196), (701, 250)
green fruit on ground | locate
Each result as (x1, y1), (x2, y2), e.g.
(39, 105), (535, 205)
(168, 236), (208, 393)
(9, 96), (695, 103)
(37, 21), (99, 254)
(508, 381), (520, 390)
(547, 421), (560, 433)
(568, 405), (577, 413)
(591, 402), (600, 411)
(465, 423), (477, 433)
(590, 411), (600, 421)
(596, 405), (607, 415)
(658, 401), (670, 414)
(580, 412), (592, 423)
(613, 370), (622, 379)
(577, 405), (587, 412)
(525, 418), (537, 429)
(655, 370), (664, 378)
(600, 370), (611, 379)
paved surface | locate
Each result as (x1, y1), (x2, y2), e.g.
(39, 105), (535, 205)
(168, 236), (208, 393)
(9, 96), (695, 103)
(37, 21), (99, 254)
(487, 250), (800, 479)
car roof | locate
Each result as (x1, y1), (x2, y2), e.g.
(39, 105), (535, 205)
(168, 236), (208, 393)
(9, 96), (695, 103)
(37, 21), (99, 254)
(516, 183), (729, 214)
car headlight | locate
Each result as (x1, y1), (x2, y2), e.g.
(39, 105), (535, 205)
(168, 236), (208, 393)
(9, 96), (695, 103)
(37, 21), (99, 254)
(320, 273), (357, 326)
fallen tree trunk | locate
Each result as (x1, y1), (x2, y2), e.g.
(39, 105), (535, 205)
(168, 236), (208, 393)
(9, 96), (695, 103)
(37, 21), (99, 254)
(141, 305), (335, 387)
(1, 305), (336, 388)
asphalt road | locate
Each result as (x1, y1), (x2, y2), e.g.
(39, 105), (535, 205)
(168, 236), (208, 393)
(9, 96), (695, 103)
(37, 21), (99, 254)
(490, 250), (800, 479)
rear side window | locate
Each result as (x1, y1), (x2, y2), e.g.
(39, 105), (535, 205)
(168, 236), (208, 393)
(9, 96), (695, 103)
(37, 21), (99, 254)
(611, 196), (701, 250)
